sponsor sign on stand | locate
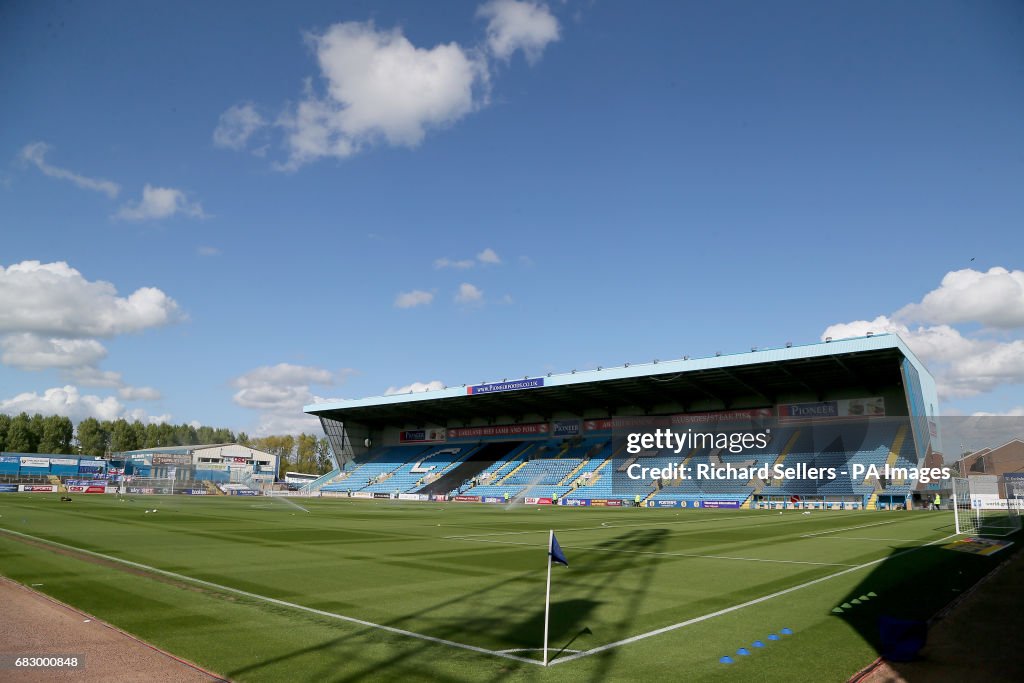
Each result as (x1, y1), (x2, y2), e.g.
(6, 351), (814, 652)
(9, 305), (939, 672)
(447, 422), (550, 439)
(453, 495), (481, 502)
(467, 378), (544, 395)
(66, 485), (107, 494)
(19, 456), (50, 469)
(559, 499), (590, 506)
(553, 420), (581, 437)
(19, 485), (56, 492)
(400, 429), (447, 444)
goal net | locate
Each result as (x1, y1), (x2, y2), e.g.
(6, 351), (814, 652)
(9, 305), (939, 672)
(952, 476), (1022, 537)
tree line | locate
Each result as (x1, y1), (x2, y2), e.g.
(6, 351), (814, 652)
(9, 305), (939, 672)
(0, 412), (334, 478)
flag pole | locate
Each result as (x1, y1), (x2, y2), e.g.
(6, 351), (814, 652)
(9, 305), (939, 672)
(543, 528), (553, 666)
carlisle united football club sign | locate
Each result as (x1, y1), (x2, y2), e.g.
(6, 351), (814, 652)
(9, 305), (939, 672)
(467, 378), (544, 395)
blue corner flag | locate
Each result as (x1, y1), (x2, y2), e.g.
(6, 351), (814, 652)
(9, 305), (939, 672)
(550, 533), (569, 567)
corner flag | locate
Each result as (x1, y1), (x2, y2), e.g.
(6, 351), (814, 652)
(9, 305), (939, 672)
(550, 533), (569, 567)
(543, 530), (568, 665)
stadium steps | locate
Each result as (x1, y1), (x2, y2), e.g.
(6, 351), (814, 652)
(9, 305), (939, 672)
(298, 468), (344, 495)
(47, 475), (65, 492)
(202, 480), (223, 495)
(771, 430), (802, 469)
(866, 491), (879, 510)
(498, 460), (528, 485)
(487, 443), (536, 480)
(876, 424), (909, 483)
(586, 443), (626, 485)
(559, 458), (589, 485)
(417, 441), (523, 496)
(642, 480), (662, 504)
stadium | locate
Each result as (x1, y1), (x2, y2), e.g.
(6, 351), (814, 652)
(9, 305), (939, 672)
(2, 333), (1021, 681)
(303, 334), (941, 511)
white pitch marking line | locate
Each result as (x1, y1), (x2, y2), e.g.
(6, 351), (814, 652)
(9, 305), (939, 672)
(447, 537), (857, 567)
(811, 536), (947, 543)
(0, 527), (544, 667)
(548, 532), (959, 666)
(446, 511), (857, 540)
(800, 520), (898, 537)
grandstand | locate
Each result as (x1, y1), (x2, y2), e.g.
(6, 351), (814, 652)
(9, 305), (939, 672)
(306, 334), (941, 509)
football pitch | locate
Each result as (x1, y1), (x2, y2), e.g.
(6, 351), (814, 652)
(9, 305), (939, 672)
(0, 495), (1013, 682)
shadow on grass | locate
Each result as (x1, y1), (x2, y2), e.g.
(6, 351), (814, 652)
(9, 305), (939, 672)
(225, 528), (670, 682)
(830, 526), (1022, 680)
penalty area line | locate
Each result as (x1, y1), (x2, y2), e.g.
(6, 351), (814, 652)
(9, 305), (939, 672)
(0, 527), (544, 667)
(799, 520), (899, 537)
(547, 532), (958, 666)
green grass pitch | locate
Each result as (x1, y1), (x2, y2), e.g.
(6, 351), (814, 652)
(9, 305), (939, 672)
(0, 495), (1013, 681)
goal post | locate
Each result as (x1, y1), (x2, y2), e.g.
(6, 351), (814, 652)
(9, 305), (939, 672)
(952, 476), (1022, 537)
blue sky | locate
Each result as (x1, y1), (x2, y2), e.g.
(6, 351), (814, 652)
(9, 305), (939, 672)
(2, 0), (1022, 434)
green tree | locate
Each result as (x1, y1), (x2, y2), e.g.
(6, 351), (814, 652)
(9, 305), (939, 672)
(237, 431), (251, 446)
(0, 413), (11, 451)
(131, 421), (147, 449)
(213, 427), (234, 443)
(144, 422), (161, 448)
(295, 433), (318, 473)
(75, 418), (109, 457)
(6, 413), (36, 453)
(174, 423), (199, 446)
(109, 419), (139, 453)
(315, 437), (333, 474)
(39, 415), (74, 454)
(29, 413), (46, 452)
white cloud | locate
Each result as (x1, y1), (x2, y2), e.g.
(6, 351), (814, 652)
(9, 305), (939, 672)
(62, 368), (158, 405)
(822, 267), (1024, 403)
(435, 248), (502, 269)
(0, 334), (107, 370)
(384, 380), (445, 395)
(971, 407), (1024, 417)
(276, 21), (489, 169)
(0, 261), (181, 338)
(434, 257), (475, 270)
(115, 184), (205, 221)
(946, 340), (1024, 396)
(477, 247), (501, 264)
(68, 367), (125, 388)
(455, 282), (483, 304)
(478, 0), (560, 64)
(896, 267), (1024, 329)
(232, 363), (347, 436)
(234, 363), (336, 390)
(118, 386), (162, 401)
(0, 385), (124, 422)
(19, 142), (121, 198)
(197, 245), (221, 257)
(395, 289), (434, 308)
(213, 103), (267, 150)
